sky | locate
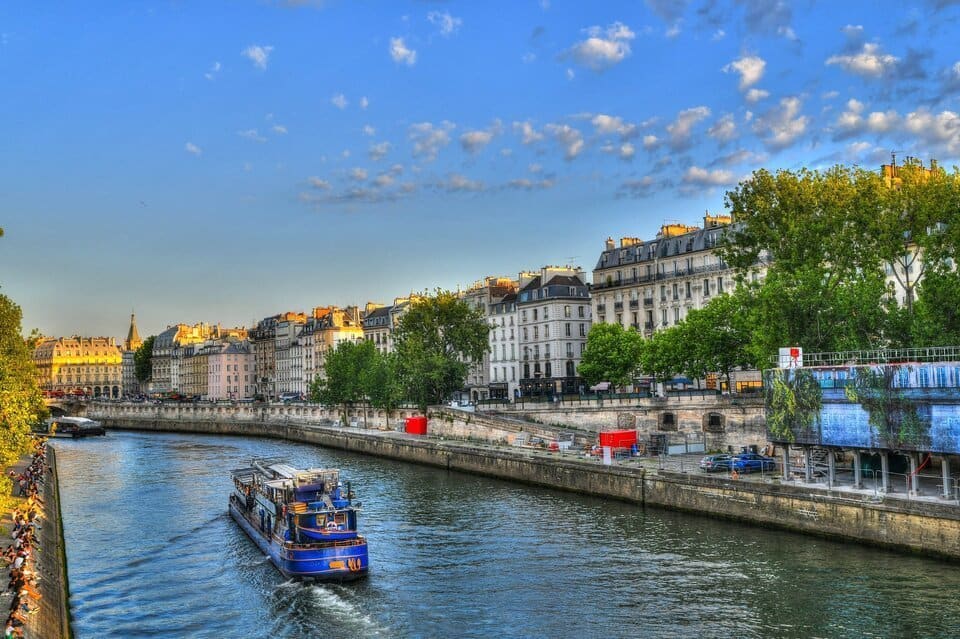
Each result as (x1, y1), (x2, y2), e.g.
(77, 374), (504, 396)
(3, 1), (960, 340)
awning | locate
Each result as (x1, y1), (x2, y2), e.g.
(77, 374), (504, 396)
(590, 382), (611, 391)
(668, 377), (692, 386)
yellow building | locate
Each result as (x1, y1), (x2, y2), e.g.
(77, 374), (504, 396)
(33, 336), (123, 398)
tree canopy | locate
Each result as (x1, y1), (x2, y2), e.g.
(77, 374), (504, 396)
(309, 339), (378, 424)
(577, 323), (643, 389)
(0, 293), (47, 482)
(393, 291), (489, 413)
(134, 335), (156, 384)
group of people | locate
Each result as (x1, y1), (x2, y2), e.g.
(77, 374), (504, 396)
(4, 439), (47, 639)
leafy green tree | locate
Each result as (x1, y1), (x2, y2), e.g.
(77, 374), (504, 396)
(134, 335), (156, 384)
(911, 268), (960, 346)
(577, 323), (644, 389)
(0, 293), (48, 485)
(640, 327), (684, 388)
(677, 292), (754, 387)
(393, 291), (489, 414)
(364, 352), (404, 429)
(310, 339), (377, 425)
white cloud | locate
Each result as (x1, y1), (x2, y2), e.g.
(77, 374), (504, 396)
(712, 29), (726, 41)
(360, 97), (369, 110)
(616, 176), (657, 199)
(545, 123), (585, 160)
(778, 26), (798, 41)
(745, 88), (769, 103)
(373, 173), (395, 188)
(308, 176), (330, 190)
(826, 43), (898, 78)
(204, 61), (221, 80)
(835, 99), (865, 132)
(513, 120), (544, 145)
(724, 55), (766, 90)
(618, 142), (635, 160)
(427, 11), (462, 37)
(242, 45), (273, 70)
(865, 110), (900, 133)
(682, 166), (736, 186)
(184, 142), (202, 156)
(568, 21), (635, 71)
(642, 134), (660, 150)
(238, 129), (267, 143)
(331, 94), (348, 110)
(841, 24), (864, 38)
(665, 22), (682, 38)
(369, 142), (391, 161)
(272, 124), (288, 135)
(461, 130), (495, 154)
(441, 173), (484, 192)
(566, 68), (575, 80)
(529, 163), (543, 173)
(903, 109), (960, 153)
(712, 149), (768, 167)
(591, 114), (637, 138)
(507, 178), (555, 190)
(822, 90), (840, 100)
(708, 114), (737, 143)
(390, 37), (417, 65)
(362, 125), (376, 137)
(409, 121), (455, 160)
(667, 106), (711, 150)
(754, 96), (809, 149)
(350, 167), (368, 181)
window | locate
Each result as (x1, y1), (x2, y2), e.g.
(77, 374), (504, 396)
(578, 306), (585, 318)
(717, 276), (724, 293)
(524, 364), (530, 378)
(685, 282), (691, 298)
(579, 324), (586, 337)
(704, 279), (710, 296)
(543, 307), (549, 320)
(564, 305), (571, 318)
(661, 309), (668, 326)
(674, 308), (680, 323)
(534, 326), (539, 339)
(501, 345), (506, 360)
(533, 309), (538, 321)
(565, 323), (571, 337)
(566, 343), (574, 357)
(522, 310), (527, 322)
(534, 345), (540, 359)
(672, 283), (678, 299)
(660, 285), (666, 301)
(616, 314), (622, 325)
(566, 360), (575, 376)
(545, 363), (552, 377)
(523, 327), (528, 340)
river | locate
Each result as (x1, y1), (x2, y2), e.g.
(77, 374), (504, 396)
(53, 430), (960, 638)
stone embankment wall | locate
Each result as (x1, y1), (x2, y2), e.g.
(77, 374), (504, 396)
(89, 408), (960, 560)
(486, 395), (768, 451)
(38, 447), (70, 638)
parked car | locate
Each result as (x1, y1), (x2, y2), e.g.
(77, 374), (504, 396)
(699, 454), (735, 472)
(731, 453), (777, 473)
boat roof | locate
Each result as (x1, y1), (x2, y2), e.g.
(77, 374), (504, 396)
(45, 416), (100, 426)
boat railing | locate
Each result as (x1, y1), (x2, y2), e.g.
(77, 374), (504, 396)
(282, 537), (365, 550)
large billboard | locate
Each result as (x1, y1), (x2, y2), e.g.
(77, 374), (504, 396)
(764, 362), (960, 453)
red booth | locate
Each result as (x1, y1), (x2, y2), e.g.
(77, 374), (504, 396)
(598, 429), (638, 449)
(405, 416), (428, 435)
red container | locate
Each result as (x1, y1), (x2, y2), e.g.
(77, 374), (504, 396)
(405, 416), (428, 435)
(598, 429), (637, 449)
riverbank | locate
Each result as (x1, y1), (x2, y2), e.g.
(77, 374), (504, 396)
(91, 412), (960, 561)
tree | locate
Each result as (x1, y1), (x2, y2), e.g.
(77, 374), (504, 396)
(677, 292), (754, 387)
(310, 340), (377, 426)
(364, 352), (404, 429)
(721, 165), (898, 359)
(577, 323), (643, 389)
(0, 293), (48, 486)
(134, 335), (156, 384)
(640, 327), (684, 387)
(393, 291), (489, 414)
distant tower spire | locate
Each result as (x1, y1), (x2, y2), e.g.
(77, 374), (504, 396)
(125, 313), (143, 351)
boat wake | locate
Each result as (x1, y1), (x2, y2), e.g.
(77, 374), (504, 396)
(272, 580), (390, 637)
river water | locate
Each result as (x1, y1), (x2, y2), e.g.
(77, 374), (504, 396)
(53, 430), (960, 638)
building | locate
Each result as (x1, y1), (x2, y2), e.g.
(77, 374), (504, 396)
(487, 289), (519, 401)
(301, 306), (364, 394)
(459, 277), (517, 403)
(517, 266), (592, 397)
(590, 215), (757, 337)
(151, 322), (247, 394)
(121, 313), (143, 397)
(274, 313), (308, 397)
(207, 341), (254, 400)
(362, 303), (392, 354)
(33, 336), (123, 398)
(250, 313), (301, 401)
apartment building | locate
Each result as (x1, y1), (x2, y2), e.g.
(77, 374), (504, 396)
(33, 336), (123, 398)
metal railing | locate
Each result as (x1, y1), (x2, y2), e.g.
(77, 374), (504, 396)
(775, 346), (960, 367)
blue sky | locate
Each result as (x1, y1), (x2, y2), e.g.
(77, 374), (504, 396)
(3, 1), (960, 339)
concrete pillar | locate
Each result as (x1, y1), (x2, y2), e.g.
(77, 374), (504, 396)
(908, 453), (919, 497)
(852, 450), (863, 489)
(781, 444), (791, 481)
(942, 456), (953, 500)
(804, 447), (813, 483)
(827, 450), (836, 489)
(880, 451), (890, 493)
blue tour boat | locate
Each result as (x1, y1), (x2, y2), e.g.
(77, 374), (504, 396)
(228, 459), (369, 581)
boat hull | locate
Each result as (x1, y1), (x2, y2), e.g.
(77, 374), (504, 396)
(229, 502), (369, 582)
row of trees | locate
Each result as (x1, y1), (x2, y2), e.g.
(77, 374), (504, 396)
(310, 290), (488, 419)
(0, 227), (48, 493)
(578, 163), (960, 390)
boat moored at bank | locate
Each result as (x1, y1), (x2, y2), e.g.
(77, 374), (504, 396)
(228, 459), (369, 581)
(42, 416), (106, 438)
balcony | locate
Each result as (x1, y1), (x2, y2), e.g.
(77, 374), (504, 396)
(644, 322), (654, 330)
(596, 304), (606, 312)
(629, 300), (639, 309)
(614, 301), (624, 311)
(643, 297), (654, 307)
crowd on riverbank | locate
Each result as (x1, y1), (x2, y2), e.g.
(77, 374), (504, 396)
(3, 439), (47, 639)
